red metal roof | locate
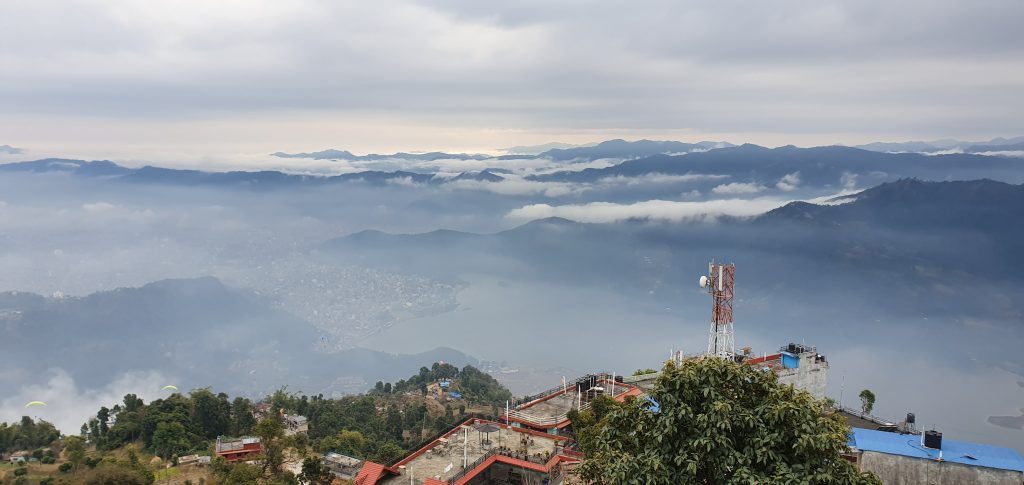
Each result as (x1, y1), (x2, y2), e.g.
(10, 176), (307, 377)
(353, 461), (399, 485)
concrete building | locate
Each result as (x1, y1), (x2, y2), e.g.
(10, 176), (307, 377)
(740, 343), (829, 399)
(848, 428), (1024, 485)
(506, 374), (643, 435)
(215, 436), (262, 463)
(353, 417), (581, 485)
(323, 452), (362, 480)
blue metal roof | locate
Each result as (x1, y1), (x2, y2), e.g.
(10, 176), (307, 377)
(849, 428), (1024, 473)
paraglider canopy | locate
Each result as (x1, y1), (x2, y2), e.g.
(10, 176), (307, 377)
(24, 401), (47, 408)
(161, 385), (179, 391)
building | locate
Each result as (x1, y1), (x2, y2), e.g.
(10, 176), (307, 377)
(323, 452), (363, 480)
(215, 436), (262, 463)
(740, 343), (829, 399)
(353, 417), (582, 485)
(177, 454), (211, 466)
(506, 374), (643, 434)
(8, 451), (28, 464)
(284, 413), (308, 436)
(847, 427), (1024, 485)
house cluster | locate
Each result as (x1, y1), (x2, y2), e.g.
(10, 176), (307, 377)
(345, 354), (1024, 485)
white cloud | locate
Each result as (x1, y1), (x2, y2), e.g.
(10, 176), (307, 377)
(81, 202), (115, 212)
(776, 172), (802, 192)
(506, 197), (789, 223)
(447, 177), (584, 197)
(840, 171), (858, 189)
(597, 173), (728, 186)
(383, 176), (421, 187)
(711, 182), (765, 195)
(0, 368), (173, 436)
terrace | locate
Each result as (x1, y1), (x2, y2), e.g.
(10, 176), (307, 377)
(380, 419), (568, 485)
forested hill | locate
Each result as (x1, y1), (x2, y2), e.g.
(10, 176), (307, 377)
(0, 362), (513, 484)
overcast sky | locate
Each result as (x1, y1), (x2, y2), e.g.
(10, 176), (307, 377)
(1, 0), (1022, 164)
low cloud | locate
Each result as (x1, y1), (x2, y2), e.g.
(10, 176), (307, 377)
(506, 197), (789, 223)
(776, 172), (802, 192)
(840, 171), (859, 190)
(598, 173), (729, 186)
(0, 368), (173, 436)
(447, 176), (585, 197)
(82, 202), (116, 212)
(711, 182), (765, 195)
(0, 145), (22, 155)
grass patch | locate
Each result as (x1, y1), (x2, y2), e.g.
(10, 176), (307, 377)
(154, 467), (181, 480)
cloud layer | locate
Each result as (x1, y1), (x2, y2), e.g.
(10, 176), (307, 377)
(1, 0), (1022, 161)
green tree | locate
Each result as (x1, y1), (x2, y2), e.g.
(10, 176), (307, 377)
(574, 358), (881, 485)
(190, 389), (231, 439)
(320, 430), (367, 457)
(151, 421), (191, 459)
(63, 435), (87, 472)
(300, 456), (335, 485)
(859, 389), (876, 415)
(231, 397), (257, 436)
(254, 418), (285, 476)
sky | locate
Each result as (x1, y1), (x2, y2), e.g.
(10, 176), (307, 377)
(1, 0), (1023, 165)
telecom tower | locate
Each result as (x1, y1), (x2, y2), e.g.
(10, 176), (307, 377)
(701, 261), (736, 359)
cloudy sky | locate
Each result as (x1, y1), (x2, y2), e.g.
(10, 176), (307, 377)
(1, 0), (1022, 164)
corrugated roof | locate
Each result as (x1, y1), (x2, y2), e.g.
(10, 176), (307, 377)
(352, 461), (398, 485)
(849, 428), (1024, 472)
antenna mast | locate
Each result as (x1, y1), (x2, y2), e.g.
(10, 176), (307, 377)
(702, 261), (736, 359)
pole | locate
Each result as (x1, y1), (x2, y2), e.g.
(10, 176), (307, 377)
(839, 374), (845, 408)
(463, 426), (468, 468)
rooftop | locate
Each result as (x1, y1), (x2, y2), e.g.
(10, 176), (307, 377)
(849, 428), (1024, 473)
(380, 419), (565, 484)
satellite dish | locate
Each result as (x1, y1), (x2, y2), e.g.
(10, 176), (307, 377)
(699, 275), (708, 288)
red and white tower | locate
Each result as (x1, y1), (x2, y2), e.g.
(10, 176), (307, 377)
(701, 261), (736, 359)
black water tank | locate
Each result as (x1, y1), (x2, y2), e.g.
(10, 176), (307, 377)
(924, 430), (942, 449)
(614, 375), (624, 383)
(906, 413), (915, 424)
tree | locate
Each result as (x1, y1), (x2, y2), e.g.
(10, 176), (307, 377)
(231, 397), (257, 436)
(151, 421), (190, 459)
(254, 418), (286, 476)
(574, 358), (881, 484)
(859, 389), (876, 415)
(320, 430), (367, 457)
(301, 456), (335, 485)
(64, 436), (86, 472)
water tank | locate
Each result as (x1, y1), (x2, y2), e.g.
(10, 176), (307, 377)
(614, 375), (624, 383)
(906, 413), (915, 424)
(924, 430), (942, 449)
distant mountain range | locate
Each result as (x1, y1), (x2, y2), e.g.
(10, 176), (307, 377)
(0, 158), (504, 187)
(271, 139), (734, 163)
(4, 143), (1022, 193)
(530, 144), (1023, 186)
(854, 136), (1024, 154)
(324, 178), (1024, 321)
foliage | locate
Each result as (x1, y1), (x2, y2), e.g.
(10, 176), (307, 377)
(0, 417), (60, 454)
(63, 436), (86, 471)
(573, 358), (881, 485)
(151, 422), (190, 459)
(300, 456), (334, 485)
(633, 368), (658, 376)
(254, 418), (286, 476)
(858, 389), (876, 415)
